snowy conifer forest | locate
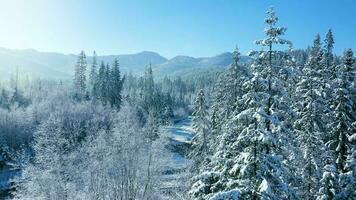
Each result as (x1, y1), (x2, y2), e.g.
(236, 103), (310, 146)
(0, 5), (355, 200)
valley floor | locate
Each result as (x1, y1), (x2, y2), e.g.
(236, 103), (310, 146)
(161, 118), (193, 199)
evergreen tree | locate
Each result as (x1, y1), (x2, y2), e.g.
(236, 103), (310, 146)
(317, 164), (339, 200)
(104, 64), (111, 104)
(294, 49), (329, 199)
(142, 65), (155, 112)
(190, 8), (297, 199)
(89, 51), (98, 96)
(303, 34), (331, 142)
(327, 49), (354, 173)
(145, 111), (159, 141)
(226, 46), (248, 114)
(209, 47), (249, 134)
(110, 58), (124, 109)
(0, 88), (9, 110)
(338, 132), (356, 199)
(190, 89), (211, 169)
(96, 61), (107, 104)
(238, 7), (296, 199)
(74, 51), (87, 98)
(323, 29), (335, 77)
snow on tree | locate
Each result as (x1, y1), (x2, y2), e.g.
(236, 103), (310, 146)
(237, 7), (298, 199)
(189, 89), (211, 170)
(109, 58), (124, 109)
(322, 29), (335, 79)
(89, 51), (98, 96)
(297, 34), (331, 142)
(13, 103), (168, 200)
(73, 51), (87, 98)
(95, 61), (107, 102)
(337, 132), (356, 199)
(190, 8), (297, 200)
(294, 50), (331, 198)
(209, 46), (249, 135)
(327, 49), (354, 173)
(294, 35), (336, 199)
(317, 164), (339, 200)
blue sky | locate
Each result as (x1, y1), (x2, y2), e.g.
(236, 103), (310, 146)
(0, 0), (354, 58)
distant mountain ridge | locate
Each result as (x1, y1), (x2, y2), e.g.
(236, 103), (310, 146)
(154, 52), (251, 77)
(0, 47), (250, 80)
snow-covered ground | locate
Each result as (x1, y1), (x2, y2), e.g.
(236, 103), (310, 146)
(161, 117), (193, 199)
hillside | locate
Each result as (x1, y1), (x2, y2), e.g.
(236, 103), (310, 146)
(0, 47), (250, 80)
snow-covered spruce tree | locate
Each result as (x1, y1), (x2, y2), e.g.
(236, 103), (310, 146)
(209, 47), (250, 155)
(317, 164), (339, 200)
(142, 65), (155, 111)
(327, 49), (355, 173)
(226, 46), (250, 115)
(321, 30), (338, 133)
(209, 72), (227, 132)
(322, 29), (335, 80)
(190, 8), (297, 200)
(145, 110), (160, 142)
(235, 7), (297, 199)
(105, 63), (111, 102)
(209, 46), (249, 136)
(94, 62), (111, 105)
(337, 131), (356, 199)
(189, 89), (211, 170)
(339, 49), (355, 121)
(73, 51), (87, 98)
(300, 34), (331, 142)
(94, 61), (106, 102)
(89, 51), (98, 97)
(294, 45), (331, 199)
(109, 58), (124, 109)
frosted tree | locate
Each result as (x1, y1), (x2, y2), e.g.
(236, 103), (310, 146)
(337, 132), (356, 199)
(190, 8), (297, 200)
(300, 34), (331, 141)
(110, 58), (124, 109)
(327, 49), (354, 173)
(189, 89), (211, 173)
(209, 46), (249, 134)
(250, 7), (293, 136)
(94, 61), (106, 102)
(321, 30), (337, 118)
(0, 88), (10, 109)
(317, 164), (339, 200)
(73, 51), (87, 98)
(294, 47), (330, 199)
(141, 65), (155, 112)
(145, 110), (160, 141)
(341, 49), (355, 120)
(239, 7), (296, 199)
(226, 46), (249, 114)
(322, 29), (335, 78)
(103, 63), (111, 103)
(89, 51), (98, 96)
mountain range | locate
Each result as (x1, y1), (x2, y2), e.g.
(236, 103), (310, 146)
(0, 47), (250, 80)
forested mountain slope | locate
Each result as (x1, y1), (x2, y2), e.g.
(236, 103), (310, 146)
(0, 47), (251, 80)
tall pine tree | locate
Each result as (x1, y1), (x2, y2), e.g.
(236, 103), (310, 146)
(110, 58), (124, 109)
(74, 51), (87, 98)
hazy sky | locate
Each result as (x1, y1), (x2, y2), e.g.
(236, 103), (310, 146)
(0, 0), (355, 58)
